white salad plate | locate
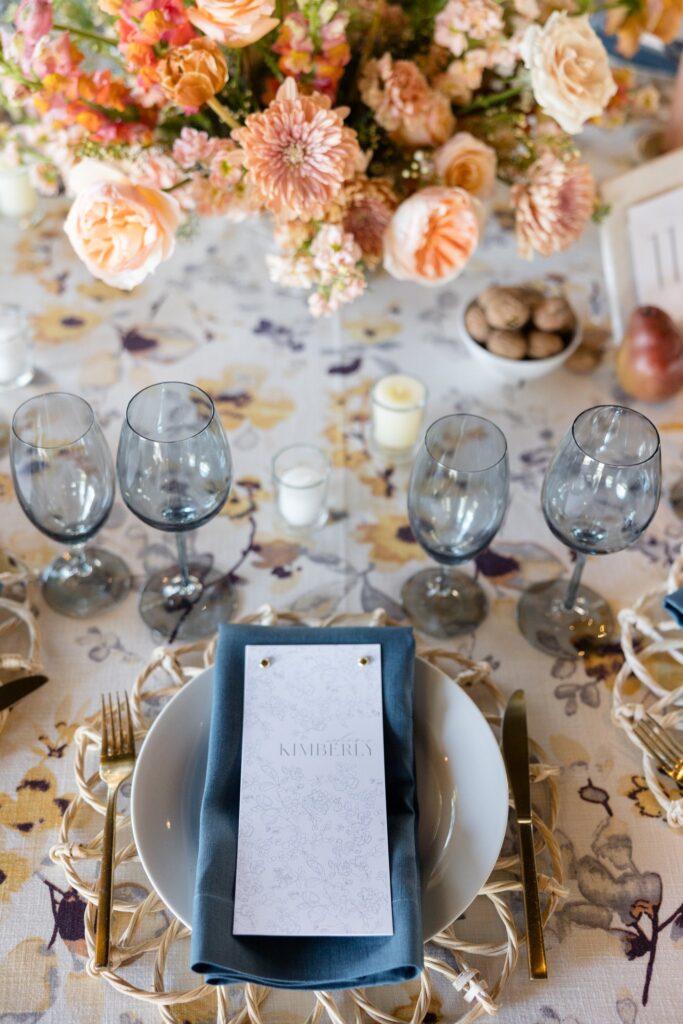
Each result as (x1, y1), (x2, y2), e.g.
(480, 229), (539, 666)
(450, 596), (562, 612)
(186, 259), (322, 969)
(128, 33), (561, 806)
(131, 658), (509, 941)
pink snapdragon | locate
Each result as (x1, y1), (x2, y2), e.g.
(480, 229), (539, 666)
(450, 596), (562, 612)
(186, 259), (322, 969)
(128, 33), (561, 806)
(15, 0), (52, 49)
(172, 127), (217, 169)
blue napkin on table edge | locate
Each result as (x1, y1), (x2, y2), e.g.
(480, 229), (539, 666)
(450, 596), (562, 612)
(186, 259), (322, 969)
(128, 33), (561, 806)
(190, 623), (423, 990)
(663, 588), (683, 626)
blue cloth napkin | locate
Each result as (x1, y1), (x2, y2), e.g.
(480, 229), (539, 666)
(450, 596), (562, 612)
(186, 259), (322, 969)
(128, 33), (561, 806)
(664, 588), (683, 626)
(190, 624), (423, 990)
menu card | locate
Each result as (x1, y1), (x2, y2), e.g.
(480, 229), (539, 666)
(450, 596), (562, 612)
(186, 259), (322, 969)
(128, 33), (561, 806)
(233, 643), (393, 937)
(627, 186), (683, 321)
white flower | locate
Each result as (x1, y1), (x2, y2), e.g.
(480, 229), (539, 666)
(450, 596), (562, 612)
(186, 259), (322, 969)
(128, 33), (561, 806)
(521, 13), (617, 134)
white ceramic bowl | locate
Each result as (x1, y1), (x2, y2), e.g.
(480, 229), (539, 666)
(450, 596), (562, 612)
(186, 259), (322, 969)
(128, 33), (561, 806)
(459, 291), (582, 383)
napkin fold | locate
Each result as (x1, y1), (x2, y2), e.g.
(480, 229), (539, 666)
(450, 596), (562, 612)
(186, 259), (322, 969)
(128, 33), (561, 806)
(191, 624), (423, 990)
(664, 587), (683, 626)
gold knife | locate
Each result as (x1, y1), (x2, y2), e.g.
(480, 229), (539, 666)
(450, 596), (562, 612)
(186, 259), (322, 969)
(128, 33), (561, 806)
(502, 689), (548, 980)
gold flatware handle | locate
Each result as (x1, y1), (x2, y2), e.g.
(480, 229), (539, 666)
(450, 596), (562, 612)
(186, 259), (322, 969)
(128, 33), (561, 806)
(95, 783), (119, 967)
(518, 819), (547, 980)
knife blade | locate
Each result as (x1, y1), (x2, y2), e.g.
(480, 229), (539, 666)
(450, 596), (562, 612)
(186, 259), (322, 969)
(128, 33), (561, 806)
(502, 688), (548, 981)
(0, 674), (49, 713)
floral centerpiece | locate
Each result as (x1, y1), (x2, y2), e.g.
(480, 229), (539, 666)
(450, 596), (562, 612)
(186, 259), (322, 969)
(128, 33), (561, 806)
(0, 0), (672, 313)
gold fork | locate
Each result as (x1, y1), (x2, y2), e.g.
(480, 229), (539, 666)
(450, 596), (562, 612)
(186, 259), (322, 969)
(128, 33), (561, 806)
(95, 693), (136, 968)
(632, 711), (683, 785)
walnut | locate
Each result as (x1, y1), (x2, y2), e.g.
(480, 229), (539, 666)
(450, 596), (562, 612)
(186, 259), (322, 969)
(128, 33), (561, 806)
(566, 345), (601, 374)
(533, 296), (575, 333)
(487, 329), (527, 360)
(529, 330), (564, 359)
(464, 303), (489, 343)
(478, 285), (505, 311)
(485, 290), (530, 330)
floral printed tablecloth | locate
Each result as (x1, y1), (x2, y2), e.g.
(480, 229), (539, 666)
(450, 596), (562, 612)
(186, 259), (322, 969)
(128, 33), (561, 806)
(1, 122), (682, 1024)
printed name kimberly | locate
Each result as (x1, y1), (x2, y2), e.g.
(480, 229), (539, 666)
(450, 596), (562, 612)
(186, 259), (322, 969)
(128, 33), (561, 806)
(279, 738), (373, 757)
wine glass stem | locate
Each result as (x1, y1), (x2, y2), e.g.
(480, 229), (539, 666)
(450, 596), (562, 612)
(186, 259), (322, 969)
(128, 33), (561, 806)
(175, 532), (191, 588)
(69, 543), (93, 577)
(563, 552), (586, 610)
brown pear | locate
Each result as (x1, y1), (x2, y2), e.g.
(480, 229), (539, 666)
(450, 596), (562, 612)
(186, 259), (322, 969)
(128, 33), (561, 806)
(617, 306), (683, 402)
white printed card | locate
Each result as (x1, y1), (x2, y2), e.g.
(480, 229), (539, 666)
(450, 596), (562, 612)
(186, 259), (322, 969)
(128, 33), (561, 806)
(232, 643), (393, 937)
(627, 186), (683, 321)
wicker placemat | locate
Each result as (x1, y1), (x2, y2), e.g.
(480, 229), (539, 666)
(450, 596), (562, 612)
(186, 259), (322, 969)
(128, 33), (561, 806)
(51, 607), (565, 1024)
(614, 553), (683, 828)
(0, 549), (43, 737)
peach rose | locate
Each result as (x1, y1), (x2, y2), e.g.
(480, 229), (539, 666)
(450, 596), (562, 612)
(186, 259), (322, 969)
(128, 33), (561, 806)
(391, 91), (455, 148)
(521, 13), (617, 134)
(158, 37), (228, 109)
(434, 132), (497, 199)
(360, 53), (455, 147)
(188, 0), (278, 47)
(66, 157), (128, 197)
(64, 180), (182, 290)
(383, 185), (481, 286)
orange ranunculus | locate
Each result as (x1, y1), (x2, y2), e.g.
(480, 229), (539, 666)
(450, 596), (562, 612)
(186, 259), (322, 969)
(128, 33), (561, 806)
(383, 186), (482, 285)
(157, 37), (228, 108)
(188, 0), (278, 48)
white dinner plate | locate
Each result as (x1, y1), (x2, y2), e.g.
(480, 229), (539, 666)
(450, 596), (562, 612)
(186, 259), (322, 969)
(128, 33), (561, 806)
(131, 658), (509, 941)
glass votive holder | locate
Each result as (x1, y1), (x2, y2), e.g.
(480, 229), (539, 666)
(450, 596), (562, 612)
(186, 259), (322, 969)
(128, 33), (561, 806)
(370, 374), (427, 461)
(0, 306), (33, 390)
(0, 165), (38, 223)
(273, 444), (330, 531)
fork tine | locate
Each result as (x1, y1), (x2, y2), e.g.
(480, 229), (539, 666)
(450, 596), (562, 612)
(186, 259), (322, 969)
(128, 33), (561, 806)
(108, 693), (118, 754)
(124, 692), (135, 755)
(643, 713), (683, 761)
(633, 721), (676, 772)
(639, 720), (679, 768)
(100, 695), (109, 756)
(116, 693), (124, 754)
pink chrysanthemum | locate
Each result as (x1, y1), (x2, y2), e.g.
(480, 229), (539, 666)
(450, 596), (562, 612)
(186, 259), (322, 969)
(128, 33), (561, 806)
(512, 152), (595, 259)
(233, 76), (361, 220)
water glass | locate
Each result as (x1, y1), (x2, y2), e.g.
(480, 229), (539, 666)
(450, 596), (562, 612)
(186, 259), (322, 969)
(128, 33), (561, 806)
(0, 305), (33, 389)
(10, 392), (131, 617)
(117, 381), (234, 641)
(517, 404), (661, 657)
(403, 413), (509, 637)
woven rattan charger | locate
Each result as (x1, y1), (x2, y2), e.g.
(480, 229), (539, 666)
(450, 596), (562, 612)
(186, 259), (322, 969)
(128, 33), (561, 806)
(51, 607), (566, 1024)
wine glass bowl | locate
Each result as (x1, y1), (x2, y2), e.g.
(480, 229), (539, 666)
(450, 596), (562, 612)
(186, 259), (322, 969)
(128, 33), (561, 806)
(518, 405), (661, 657)
(118, 383), (231, 531)
(11, 392), (131, 617)
(402, 414), (509, 638)
(542, 405), (661, 553)
(117, 382), (235, 641)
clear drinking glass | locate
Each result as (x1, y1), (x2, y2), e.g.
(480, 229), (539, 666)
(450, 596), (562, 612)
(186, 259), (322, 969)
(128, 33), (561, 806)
(117, 381), (235, 641)
(517, 404), (661, 657)
(402, 413), (509, 637)
(10, 392), (131, 617)
(0, 305), (33, 389)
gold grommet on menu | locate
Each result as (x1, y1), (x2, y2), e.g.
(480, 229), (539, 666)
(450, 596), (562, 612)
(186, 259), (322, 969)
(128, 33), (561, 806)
(358, 656), (369, 667)
(260, 658), (270, 669)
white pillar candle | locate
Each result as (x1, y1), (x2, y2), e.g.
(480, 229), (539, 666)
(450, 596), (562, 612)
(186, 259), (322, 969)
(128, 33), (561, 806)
(371, 374), (426, 452)
(0, 166), (38, 220)
(0, 306), (32, 388)
(273, 445), (330, 530)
